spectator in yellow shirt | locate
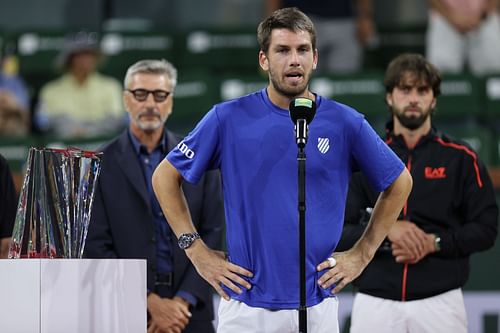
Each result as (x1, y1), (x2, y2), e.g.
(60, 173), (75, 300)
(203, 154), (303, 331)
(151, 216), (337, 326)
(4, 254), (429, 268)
(36, 31), (125, 138)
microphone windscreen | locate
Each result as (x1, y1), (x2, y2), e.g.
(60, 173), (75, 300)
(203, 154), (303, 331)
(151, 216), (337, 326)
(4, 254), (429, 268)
(289, 98), (316, 124)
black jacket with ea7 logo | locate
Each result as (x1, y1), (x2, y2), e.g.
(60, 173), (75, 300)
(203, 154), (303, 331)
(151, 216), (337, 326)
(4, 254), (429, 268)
(338, 124), (498, 301)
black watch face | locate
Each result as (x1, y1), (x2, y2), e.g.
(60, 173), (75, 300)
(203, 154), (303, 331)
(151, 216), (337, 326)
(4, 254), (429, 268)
(178, 233), (199, 249)
(178, 235), (191, 249)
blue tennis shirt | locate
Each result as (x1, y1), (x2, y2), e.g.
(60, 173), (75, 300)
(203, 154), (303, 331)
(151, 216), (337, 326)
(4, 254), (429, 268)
(167, 88), (404, 309)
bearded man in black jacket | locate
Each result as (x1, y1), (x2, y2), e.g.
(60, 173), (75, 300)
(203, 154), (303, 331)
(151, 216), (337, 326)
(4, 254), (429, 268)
(339, 53), (498, 333)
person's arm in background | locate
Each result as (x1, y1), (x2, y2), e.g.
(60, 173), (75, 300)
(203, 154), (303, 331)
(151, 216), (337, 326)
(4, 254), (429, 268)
(0, 155), (18, 258)
(317, 168), (412, 293)
(264, 0), (283, 17)
(487, 0), (499, 13)
(152, 159), (253, 301)
(355, 0), (377, 46)
(428, 0), (482, 33)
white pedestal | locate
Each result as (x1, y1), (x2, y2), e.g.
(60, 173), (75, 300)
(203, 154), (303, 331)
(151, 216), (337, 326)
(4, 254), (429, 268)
(0, 259), (146, 333)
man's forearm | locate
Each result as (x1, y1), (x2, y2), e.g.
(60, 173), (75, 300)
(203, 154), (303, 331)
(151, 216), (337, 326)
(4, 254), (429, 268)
(152, 159), (197, 238)
(352, 168), (412, 264)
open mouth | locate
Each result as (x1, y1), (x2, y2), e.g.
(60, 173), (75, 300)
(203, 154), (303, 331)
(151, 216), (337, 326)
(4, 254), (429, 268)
(285, 72), (303, 83)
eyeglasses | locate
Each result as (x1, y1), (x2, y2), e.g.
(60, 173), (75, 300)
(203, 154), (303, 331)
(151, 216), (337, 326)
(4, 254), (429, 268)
(126, 89), (171, 102)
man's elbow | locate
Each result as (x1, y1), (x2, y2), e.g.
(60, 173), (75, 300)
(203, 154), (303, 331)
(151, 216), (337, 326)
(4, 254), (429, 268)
(152, 159), (182, 194)
(395, 167), (413, 198)
(403, 167), (413, 190)
(381, 167), (413, 206)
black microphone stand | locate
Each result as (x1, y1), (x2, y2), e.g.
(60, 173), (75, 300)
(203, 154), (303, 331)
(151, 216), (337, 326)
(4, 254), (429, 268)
(295, 118), (308, 333)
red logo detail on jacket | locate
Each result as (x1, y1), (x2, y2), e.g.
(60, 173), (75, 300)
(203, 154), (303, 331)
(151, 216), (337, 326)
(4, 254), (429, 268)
(424, 167), (446, 179)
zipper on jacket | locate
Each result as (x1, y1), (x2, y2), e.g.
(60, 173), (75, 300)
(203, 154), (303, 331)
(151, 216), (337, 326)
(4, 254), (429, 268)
(401, 155), (412, 301)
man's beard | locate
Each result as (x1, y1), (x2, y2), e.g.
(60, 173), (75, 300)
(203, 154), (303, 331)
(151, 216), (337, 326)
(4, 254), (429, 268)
(393, 107), (432, 130)
(268, 68), (310, 98)
(134, 109), (167, 132)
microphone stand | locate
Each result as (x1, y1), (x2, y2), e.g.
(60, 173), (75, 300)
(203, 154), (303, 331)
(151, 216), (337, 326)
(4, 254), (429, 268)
(295, 119), (307, 333)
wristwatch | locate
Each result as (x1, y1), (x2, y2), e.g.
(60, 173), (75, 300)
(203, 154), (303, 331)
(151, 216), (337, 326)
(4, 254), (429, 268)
(434, 234), (441, 252)
(178, 232), (201, 250)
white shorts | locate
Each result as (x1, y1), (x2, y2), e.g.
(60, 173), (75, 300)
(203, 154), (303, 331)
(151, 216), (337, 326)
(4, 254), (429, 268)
(350, 289), (467, 333)
(217, 297), (339, 333)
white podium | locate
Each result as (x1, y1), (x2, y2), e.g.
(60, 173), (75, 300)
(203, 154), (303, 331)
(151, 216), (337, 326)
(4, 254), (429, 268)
(0, 259), (146, 333)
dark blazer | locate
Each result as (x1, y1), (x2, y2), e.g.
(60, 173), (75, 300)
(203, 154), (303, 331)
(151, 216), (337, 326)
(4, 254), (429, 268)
(84, 129), (224, 323)
(0, 154), (17, 239)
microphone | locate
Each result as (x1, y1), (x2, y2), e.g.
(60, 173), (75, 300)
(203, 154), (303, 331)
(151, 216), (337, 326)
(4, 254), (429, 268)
(289, 97), (316, 148)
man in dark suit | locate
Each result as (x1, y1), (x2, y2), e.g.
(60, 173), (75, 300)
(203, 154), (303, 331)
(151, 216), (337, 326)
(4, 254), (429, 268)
(84, 59), (224, 333)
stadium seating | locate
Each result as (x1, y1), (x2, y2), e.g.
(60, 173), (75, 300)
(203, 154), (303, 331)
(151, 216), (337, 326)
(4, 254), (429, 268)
(445, 126), (494, 166)
(176, 26), (260, 75)
(433, 73), (483, 124)
(99, 31), (177, 80)
(168, 71), (220, 135)
(484, 76), (500, 123)
(310, 72), (388, 134)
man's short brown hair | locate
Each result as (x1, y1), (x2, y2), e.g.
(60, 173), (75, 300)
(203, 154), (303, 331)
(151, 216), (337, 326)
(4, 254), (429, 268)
(257, 7), (316, 54)
(384, 53), (441, 97)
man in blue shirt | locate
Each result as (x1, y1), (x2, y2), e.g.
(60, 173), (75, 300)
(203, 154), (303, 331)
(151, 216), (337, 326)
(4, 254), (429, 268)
(153, 8), (412, 333)
(84, 59), (224, 333)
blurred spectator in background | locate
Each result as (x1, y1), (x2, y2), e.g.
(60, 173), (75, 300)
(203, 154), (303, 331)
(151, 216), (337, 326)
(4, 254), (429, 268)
(0, 54), (30, 137)
(0, 153), (17, 258)
(426, 0), (500, 75)
(35, 31), (124, 139)
(265, 0), (376, 74)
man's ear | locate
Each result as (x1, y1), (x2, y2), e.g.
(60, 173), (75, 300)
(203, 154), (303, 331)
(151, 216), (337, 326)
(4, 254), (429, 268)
(385, 92), (393, 107)
(313, 48), (318, 70)
(430, 97), (436, 110)
(123, 92), (130, 114)
(259, 50), (269, 71)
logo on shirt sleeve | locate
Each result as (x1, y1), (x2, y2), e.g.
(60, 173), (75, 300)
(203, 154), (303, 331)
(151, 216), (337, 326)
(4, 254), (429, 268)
(177, 141), (195, 159)
(424, 167), (446, 179)
(317, 137), (330, 154)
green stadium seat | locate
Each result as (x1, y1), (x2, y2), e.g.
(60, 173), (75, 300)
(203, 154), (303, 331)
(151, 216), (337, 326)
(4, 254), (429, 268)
(16, 31), (66, 76)
(492, 133), (500, 166)
(310, 72), (387, 134)
(484, 76), (500, 122)
(168, 72), (220, 135)
(218, 74), (267, 101)
(0, 136), (37, 172)
(445, 126), (494, 166)
(14, 31), (65, 95)
(433, 73), (483, 124)
(177, 27), (260, 75)
(99, 31), (178, 80)
(0, 32), (4, 56)
(364, 23), (426, 71)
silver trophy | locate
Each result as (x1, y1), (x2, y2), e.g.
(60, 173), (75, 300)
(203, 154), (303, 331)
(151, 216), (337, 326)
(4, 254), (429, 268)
(8, 147), (102, 259)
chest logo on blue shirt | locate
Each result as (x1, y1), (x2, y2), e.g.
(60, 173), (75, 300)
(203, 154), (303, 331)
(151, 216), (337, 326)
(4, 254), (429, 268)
(317, 137), (330, 154)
